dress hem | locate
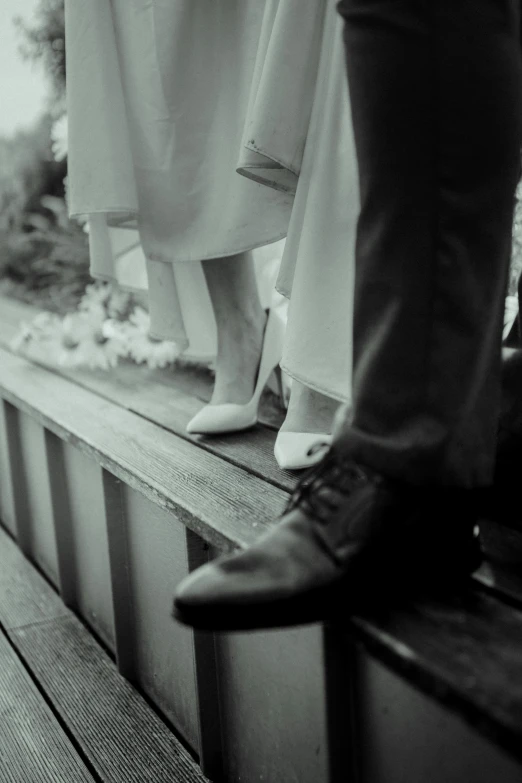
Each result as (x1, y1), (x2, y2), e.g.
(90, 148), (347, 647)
(143, 230), (288, 265)
(280, 362), (351, 405)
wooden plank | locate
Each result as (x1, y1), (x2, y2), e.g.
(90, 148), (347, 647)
(119, 485), (200, 750)
(322, 626), (359, 783)
(44, 429), (79, 608)
(60, 443), (115, 649)
(0, 629), (95, 783)
(186, 528), (224, 782)
(102, 471), (136, 678)
(0, 346), (288, 551)
(0, 524), (207, 782)
(15, 412), (59, 585)
(351, 647), (522, 783)
(6, 296), (522, 612)
(63, 361), (296, 493)
(0, 398), (16, 536)
(214, 616), (329, 783)
(345, 587), (522, 762)
(0, 293), (285, 427)
(2, 400), (32, 554)
(0, 294), (292, 491)
(0, 526), (68, 630)
(10, 616), (209, 783)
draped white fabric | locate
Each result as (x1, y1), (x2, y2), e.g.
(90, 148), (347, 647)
(65, 0), (359, 400)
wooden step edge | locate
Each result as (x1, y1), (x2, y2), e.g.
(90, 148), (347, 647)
(0, 527), (209, 783)
(0, 345), (288, 553)
(0, 293), (288, 438)
(3, 295), (522, 604)
(4, 314), (522, 765)
(342, 589), (522, 764)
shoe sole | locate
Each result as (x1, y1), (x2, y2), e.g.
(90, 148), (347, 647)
(172, 548), (482, 633)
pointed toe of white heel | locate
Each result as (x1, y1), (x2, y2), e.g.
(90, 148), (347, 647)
(186, 309), (285, 436)
(186, 403), (257, 435)
(273, 432), (332, 470)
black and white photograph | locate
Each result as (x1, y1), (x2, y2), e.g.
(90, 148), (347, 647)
(1, 1), (522, 781)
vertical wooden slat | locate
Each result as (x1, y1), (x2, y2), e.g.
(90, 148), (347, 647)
(59, 445), (115, 649)
(2, 401), (31, 554)
(118, 486), (200, 748)
(17, 415), (59, 586)
(102, 470), (136, 680)
(44, 430), (78, 609)
(322, 626), (360, 783)
(185, 528), (224, 783)
(0, 398), (16, 536)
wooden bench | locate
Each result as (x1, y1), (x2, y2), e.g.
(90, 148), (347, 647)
(1, 295), (522, 783)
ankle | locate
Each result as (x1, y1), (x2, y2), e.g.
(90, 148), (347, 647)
(281, 383), (340, 434)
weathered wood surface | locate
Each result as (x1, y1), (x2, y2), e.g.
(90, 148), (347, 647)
(0, 526), (209, 783)
(3, 294), (522, 772)
(344, 587), (522, 762)
(0, 399), (16, 535)
(12, 618), (209, 783)
(0, 294), (294, 492)
(117, 484), (201, 749)
(3, 294), (522, 593)
(8, 409), (59, 585)
(0, 628), (95, 783)
(0, 345), (287, 551)
(0, 525), (68, 629)
(350, 647), (522, 783)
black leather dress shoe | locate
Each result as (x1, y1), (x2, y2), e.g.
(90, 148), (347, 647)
(173, 449), (482, 632)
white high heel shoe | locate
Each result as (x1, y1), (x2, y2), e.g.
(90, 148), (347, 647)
(186, 309), (285, 435)
(274, 432), (332, 470)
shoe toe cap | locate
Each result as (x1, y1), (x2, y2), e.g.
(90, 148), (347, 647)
(186, 404), (256, 435)
(274, 432), (332, 470)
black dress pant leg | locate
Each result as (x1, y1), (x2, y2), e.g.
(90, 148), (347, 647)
(335, 0), (522, 486)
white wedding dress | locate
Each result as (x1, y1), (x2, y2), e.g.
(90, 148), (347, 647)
(65, 0), (359, 402)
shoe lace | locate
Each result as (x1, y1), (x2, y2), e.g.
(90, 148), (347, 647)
(285, 445), (368, 523)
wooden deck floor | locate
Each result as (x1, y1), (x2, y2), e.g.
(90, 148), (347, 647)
(0, 524), (208, 783)
(3, 294), (522, 782)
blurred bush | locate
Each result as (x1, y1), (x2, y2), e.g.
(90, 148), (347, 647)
(0, 0), (90, 313)
(14, 0), (66, 111)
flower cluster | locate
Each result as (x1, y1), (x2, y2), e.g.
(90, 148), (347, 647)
(11, 283), (180, 371)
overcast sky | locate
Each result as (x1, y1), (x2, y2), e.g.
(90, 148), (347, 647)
(0, 0), (49, 137)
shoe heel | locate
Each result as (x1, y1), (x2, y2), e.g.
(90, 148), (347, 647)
(251, 309), (285, 406)
(186, 308), (285, 435)
(273, 365), (287, 409)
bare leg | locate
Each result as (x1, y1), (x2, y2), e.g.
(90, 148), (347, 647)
(280, 380), (340, 435)
(202, 251), (266, 405)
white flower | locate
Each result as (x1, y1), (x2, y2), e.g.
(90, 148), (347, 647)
(101, 318), (132, 354)
(59, 330), (123, 370)
(80, 283), (113, 313)
(56, 308), (127, 370)
(51, 115), (69, 162)
(11, 284), (179, 372)
(128, 306), (151, 333)
(11, 312), (66, 366)
(107, 289), (134, 321)
(126, 310), (179, 369)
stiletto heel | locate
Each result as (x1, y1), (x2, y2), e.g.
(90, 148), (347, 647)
(272, 365), (287, 409)
(186, 309), (285, 435)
